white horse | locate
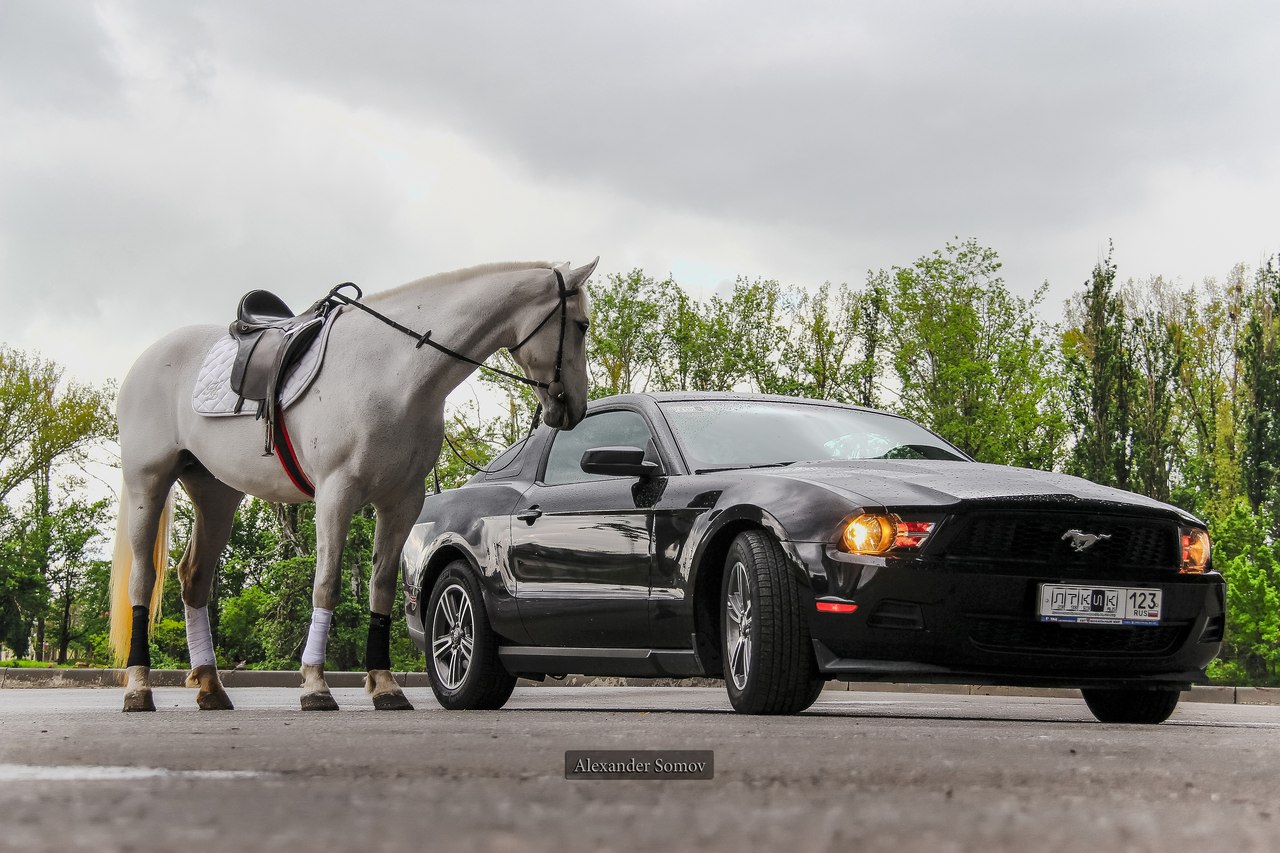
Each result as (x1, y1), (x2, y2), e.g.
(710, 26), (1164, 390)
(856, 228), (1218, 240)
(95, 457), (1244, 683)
(109, 259), (596, 711)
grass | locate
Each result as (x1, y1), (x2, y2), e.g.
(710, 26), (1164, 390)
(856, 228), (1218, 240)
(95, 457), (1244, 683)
(0, 659), (107, 669)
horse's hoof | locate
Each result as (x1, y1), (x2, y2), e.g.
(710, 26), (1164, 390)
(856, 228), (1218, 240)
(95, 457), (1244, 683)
(123, 690), (156, 712)
(300, 692), (339, 711)
(372, 692), (414, 711)
(197, 689), (235, 711)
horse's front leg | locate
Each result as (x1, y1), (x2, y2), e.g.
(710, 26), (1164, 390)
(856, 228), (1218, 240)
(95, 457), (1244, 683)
(364, 494), (422, 711)
(299, 487), (358, 711)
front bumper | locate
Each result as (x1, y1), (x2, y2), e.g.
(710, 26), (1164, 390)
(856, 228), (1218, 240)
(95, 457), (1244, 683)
(796, 542), (1225, 689)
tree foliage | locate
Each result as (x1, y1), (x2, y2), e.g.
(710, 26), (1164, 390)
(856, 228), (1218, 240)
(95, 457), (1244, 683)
(883, 239), (1068, 468)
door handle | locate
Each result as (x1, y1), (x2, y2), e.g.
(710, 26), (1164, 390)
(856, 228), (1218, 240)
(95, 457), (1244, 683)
(516, 505), (542, 524)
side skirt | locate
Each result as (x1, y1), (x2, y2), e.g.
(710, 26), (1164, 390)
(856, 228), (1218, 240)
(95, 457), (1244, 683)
(498, 646), (706, 679)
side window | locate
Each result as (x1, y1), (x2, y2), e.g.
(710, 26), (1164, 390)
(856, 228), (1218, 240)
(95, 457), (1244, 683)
(480, 438), (526, 481)
(542, 410), (654, 486)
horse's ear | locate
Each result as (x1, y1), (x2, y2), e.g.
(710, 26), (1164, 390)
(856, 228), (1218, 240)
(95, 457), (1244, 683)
(563, 257), (600, 289)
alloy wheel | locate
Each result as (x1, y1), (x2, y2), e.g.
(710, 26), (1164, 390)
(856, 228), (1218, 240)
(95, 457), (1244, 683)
(430, 582), (474, 690)
(725, 559), (753, 691)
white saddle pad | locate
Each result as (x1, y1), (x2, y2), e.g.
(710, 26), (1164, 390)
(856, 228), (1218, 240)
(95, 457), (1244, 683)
(192, 319), (336, 417)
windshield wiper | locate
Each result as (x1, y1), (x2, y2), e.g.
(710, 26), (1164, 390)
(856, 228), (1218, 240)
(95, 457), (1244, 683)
(694, 461), (797, 474)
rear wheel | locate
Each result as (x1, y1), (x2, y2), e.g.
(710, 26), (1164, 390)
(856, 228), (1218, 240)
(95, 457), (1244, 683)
(1081, 687), (1181, 724)
(721, 530), (824, 715)
(426, 561), (516, 710)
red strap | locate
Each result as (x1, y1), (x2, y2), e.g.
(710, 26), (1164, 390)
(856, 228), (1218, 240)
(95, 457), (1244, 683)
(273, 413), (315, 498)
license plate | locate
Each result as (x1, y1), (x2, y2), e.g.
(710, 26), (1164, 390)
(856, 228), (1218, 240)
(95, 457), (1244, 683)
(1037, 584), (1161, 625)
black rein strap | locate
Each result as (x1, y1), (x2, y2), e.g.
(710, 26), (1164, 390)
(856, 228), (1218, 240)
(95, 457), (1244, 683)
(322, 269), (578, 392)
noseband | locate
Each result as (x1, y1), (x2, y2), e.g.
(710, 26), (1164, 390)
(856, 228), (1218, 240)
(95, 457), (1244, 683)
(322, 268), (579, 396)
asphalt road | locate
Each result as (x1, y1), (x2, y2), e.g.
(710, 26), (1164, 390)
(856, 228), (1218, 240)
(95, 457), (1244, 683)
(1, 686), (1278, 853)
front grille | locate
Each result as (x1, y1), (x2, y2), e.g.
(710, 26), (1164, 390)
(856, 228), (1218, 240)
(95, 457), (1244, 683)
(969, 618), (1185, 655)
(943, 512), (1178, 569)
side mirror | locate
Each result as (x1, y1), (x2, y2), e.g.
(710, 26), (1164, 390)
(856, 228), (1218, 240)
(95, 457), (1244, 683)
(580, 446), (660, 478)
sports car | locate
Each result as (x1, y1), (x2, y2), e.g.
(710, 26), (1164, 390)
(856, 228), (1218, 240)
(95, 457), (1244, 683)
(402, 393), (1223, 723)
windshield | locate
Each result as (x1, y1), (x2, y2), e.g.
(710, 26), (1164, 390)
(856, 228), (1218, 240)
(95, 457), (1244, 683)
(658, 400), (968, 471)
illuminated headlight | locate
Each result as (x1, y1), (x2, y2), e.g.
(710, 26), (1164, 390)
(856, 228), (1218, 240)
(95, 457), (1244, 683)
(841, 514), (935, 555)
(1179, 527), (1210, 574)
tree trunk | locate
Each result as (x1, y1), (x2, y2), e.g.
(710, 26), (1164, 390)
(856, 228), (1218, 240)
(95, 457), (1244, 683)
(57, 585), (72, 664)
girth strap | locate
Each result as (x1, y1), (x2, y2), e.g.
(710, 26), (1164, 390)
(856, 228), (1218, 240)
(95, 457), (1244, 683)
(272, 410), (315, 498)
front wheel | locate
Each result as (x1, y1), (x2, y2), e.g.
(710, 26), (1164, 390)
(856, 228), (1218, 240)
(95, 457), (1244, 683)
(1081, 687), (1181, 724)
(425, 561), (516, 710)
(721, 530), (824, 715)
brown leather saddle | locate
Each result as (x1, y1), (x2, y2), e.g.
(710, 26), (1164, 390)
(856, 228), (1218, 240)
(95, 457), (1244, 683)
(229, 289), (335, 454)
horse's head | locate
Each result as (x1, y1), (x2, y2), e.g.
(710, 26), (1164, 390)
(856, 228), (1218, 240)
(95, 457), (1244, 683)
(509, 258), (598, 430)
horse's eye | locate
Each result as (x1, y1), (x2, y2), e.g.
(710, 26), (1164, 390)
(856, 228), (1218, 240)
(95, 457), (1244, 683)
(577, 321), (590, 334)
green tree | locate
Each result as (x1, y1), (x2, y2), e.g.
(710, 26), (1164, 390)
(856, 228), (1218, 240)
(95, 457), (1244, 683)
(1063, 244), (1134, 490)
(586, 270), (667, 396)
(0, 347), (114, 659)
(1169, 267), (1248, 521)
(883, 239), (1068, 468)
(1123, 278), (1188, 502)
(0, 505), (46, 657)
(1207, 499), (1280, 684)
(43, 490), (111, 663)
(1240, 257), (1280, 520)
(775, 283), (862, 402)
(719, 278), (791, 395)
(656, 286), (740, 392)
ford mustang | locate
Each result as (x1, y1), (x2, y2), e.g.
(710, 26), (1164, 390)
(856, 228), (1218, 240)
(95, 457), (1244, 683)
(402, 393), (1223, 723)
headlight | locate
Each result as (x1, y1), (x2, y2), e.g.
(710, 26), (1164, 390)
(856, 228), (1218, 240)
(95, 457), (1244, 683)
(1180, 527), (1210, 574)
(841, 513), (935, 555)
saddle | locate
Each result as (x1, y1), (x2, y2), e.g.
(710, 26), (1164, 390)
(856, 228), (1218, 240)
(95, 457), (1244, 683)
(229, 289), (333, 455)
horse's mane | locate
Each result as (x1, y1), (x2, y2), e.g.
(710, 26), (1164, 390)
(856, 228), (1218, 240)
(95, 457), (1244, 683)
(366, 260), (557, 303)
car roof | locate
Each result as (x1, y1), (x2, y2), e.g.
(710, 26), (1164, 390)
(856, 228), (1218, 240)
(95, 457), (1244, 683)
(586, 391), (899, 418)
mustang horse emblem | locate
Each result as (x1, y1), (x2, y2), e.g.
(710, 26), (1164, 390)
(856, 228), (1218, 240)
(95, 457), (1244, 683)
(1061, 529), (1112, 552)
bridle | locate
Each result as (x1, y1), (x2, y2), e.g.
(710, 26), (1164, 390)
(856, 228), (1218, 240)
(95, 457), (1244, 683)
(322, 267), (581, 396)
(319, 268), (583, 479)
(504, 268), (581, 401)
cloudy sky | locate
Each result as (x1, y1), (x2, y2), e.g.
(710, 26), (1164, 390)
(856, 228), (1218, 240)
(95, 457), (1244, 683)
(2, 1), (1278, 389)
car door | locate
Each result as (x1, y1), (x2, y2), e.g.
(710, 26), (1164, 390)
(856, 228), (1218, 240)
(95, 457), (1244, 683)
(510, 408), (659, 648)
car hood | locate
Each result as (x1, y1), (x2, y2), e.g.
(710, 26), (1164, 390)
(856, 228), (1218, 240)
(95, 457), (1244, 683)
(764, 459), (1197, 520)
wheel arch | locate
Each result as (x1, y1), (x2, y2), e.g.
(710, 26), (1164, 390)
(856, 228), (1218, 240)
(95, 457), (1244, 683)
(689, 507), (813, 675)
(414, 541), (482, 628)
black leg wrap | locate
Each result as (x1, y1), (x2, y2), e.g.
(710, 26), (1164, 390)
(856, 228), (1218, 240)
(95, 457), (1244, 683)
(365, 611), (392, 671)
(127, 605), (151, 668)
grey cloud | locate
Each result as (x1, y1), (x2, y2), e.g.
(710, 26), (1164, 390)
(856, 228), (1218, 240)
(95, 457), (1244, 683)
(0, 1), (124, 112)
(145, 2), (1279, 248)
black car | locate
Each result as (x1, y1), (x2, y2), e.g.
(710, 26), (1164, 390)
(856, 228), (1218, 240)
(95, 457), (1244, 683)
(402, 393), (1223, 723)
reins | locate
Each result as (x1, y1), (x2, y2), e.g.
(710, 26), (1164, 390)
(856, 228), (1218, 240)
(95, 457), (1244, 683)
(322, 269), (579, 392)
(319, 269), (579, 483)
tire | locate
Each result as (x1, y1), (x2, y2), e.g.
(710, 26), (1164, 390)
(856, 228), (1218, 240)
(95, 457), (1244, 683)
(721, 530), (824, 715)
(1081, 687), (1181, 724)
(425, 561), (516, 710)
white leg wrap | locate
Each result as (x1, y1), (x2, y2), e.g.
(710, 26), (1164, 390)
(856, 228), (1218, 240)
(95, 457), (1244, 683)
(184, 604), (217, 670)
(301, 607), (333, 667)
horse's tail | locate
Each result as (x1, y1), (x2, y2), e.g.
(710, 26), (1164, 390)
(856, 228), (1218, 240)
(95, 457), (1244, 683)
(108, 483), (173, 667)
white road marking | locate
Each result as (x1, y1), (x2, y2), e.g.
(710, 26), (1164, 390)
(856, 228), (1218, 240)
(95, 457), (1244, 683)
(0, 763), (265, 782)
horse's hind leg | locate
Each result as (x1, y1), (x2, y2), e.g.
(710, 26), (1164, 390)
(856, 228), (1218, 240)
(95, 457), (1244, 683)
(364, 492), (422, 711)
(177, 471), (244, 710)
(122, 478), (178, 712)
